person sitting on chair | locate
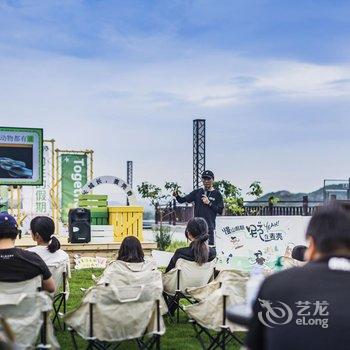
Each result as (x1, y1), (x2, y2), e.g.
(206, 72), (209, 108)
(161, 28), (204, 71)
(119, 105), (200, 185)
(97, 236), (157, 286)
(165, 217), (216, 273)
(27, 216), (69, 267)
(117, 236), (145, 263)
(0, 212), (55, 293)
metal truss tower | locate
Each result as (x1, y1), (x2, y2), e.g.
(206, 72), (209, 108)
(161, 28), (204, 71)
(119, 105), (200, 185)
(126, 161), (133, 205)
(193, 119), (206, 189)
(126, 161), (133, 188)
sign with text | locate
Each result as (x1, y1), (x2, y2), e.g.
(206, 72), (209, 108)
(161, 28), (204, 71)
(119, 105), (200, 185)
(60, 153), (87, 223)
(81, 175), (137, 205)
(35, 142), (53, 214)
(74, 255), (108, 270)
(216, 216), (310, 272)
(0, 127), (43, 185)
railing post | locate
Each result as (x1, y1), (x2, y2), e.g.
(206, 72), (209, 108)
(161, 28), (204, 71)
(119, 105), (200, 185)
(268, 197), (274, 216)
(167, 203), (170, 225)
(155, 204), (159, 225)
(172, 199), (177, 226)
(302, 196), (309, 216)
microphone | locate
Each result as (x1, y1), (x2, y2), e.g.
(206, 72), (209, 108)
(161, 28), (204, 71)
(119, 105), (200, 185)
(292, 245), (307, 262)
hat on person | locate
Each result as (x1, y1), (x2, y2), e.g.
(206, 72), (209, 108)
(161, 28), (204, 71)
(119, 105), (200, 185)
(202, 170), (214, 180)
(0, 212), (18, 229)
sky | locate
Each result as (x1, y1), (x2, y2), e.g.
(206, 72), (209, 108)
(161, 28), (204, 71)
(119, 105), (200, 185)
(1, 0), (350, 202)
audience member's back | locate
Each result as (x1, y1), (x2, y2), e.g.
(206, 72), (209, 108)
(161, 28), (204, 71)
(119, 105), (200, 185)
(246, 203), (350, 350)
(0, 212), (55, 293)
(27, 216), (69, 267)
(165, 217), (216, 273)
(97, 236), (158, 286)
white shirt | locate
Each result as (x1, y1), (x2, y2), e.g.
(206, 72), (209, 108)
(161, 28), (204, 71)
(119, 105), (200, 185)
(27, 245), (69, 267)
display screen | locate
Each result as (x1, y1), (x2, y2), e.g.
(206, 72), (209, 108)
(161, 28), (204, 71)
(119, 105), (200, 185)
(0, 127), (43, 185)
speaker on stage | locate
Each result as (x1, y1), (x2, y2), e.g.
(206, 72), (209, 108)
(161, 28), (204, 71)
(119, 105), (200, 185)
(68, 208), (91, 243)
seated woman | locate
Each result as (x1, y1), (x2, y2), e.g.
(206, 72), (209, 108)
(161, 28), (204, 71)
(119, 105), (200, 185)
(117, 235), (145, 263)
(165, 217), (216, 273)
(27, 216), (69, 267)
(97, 236), (157, 285)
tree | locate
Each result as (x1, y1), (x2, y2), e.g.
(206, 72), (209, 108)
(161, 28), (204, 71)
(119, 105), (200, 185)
(213, 180), (243, 215)
(137, 181), (180, 250)
(247, 181), (263, 199)
(213, 180), (241, 198)
(164, 182), (182, 195)
(137, 182), (166, 207)
(213, 179), (264, 216)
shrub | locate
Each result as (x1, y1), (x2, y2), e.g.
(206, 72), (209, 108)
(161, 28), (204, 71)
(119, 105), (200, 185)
(152, 225), (172, 251)
(166, 239), (188, 253)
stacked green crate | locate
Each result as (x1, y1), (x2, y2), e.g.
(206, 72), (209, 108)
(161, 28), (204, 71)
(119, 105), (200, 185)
(78, 194), (108, 225)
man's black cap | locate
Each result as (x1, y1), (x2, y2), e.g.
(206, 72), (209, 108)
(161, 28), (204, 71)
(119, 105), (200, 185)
(202, 170), (214, 180)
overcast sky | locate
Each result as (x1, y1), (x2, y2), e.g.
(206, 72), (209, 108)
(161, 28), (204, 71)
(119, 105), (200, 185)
(1, 0), (350, 200)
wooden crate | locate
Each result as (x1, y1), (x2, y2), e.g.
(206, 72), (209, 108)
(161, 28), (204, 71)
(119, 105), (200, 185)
(108, 206), (144, 242)
(79, 194), (109, 225)
(78, 194), (108, 208)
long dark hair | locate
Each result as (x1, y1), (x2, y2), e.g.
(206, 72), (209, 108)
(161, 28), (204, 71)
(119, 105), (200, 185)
(186, 217), (209, 265)
(30, 216), (60, 253)
(117, 236), (144, 263)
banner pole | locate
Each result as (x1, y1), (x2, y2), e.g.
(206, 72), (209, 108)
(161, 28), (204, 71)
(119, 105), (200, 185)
(50, 140), (55, 225)
(55, 149), (60, 234)
(90, 151), (94, 181)
(16, 186), (20, 224)
(9, 186), (14, 215)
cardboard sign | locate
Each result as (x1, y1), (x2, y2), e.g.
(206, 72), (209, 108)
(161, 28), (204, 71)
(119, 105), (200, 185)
(74, 255), (108, 270)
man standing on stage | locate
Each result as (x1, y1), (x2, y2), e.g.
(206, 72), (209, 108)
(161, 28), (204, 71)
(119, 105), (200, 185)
(173, 170), (224, 245)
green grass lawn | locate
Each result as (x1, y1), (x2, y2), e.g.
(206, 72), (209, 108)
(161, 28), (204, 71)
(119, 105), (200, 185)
(55, 269), (246, 349)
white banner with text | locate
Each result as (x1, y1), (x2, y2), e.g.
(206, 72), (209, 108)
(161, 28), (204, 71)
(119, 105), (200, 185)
(216, 216), (310, 271)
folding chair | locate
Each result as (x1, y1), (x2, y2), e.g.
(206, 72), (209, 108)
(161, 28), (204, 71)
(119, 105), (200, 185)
(49, 262), (70, 330)
(186, 269), (249, 302)
(0, 275), (42, 294)
(0, 276), (59, 349)
(65, 281), (166, 350)
(163, 258), (216, 323)
(186, 279), (247, 350)
(96, 260), (158, 286)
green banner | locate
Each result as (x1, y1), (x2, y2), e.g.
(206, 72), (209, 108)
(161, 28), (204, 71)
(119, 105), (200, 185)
(60, 154), (87, 223)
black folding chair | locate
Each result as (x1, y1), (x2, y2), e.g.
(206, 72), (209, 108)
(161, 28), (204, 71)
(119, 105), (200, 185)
(37, 308), (51, 350)
(49, 264), (69, 331)
(52, 270), (68, 330)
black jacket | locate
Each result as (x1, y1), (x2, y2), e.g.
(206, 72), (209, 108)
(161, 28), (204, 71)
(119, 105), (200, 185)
(246, 256), (350, 350)
(165, 244), (216, 273)
(176, 188), (224, 231)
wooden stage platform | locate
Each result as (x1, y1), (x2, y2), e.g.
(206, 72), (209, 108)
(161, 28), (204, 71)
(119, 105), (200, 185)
(16, 236), (157, 267)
